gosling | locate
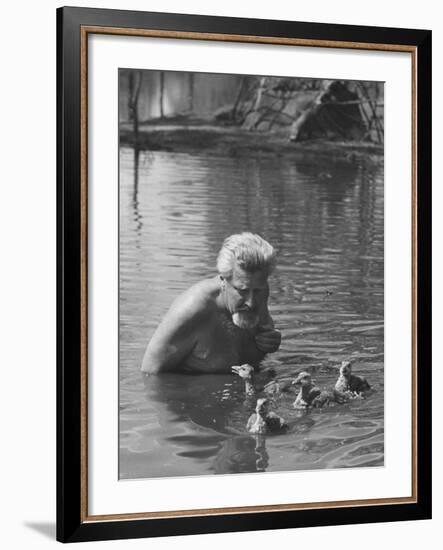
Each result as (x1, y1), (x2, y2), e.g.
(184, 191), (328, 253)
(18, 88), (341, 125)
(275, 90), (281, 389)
(293, 372), (349, 408)
(231, 364), (256, 395)
(246, 398), (288, 434)
(292, 372), (322, 409)
(335, 360), (371, 396)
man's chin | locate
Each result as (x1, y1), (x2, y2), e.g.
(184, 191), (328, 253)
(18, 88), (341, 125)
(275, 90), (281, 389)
(232, 311), (259, 329)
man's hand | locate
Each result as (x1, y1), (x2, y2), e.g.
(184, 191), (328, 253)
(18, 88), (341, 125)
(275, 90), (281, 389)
(255, 325), (281, 353)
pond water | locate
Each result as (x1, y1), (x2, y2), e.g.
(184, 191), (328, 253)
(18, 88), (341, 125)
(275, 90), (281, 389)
(119, 147), (384, 479)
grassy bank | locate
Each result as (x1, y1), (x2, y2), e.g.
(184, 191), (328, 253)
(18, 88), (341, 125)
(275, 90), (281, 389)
(120, 121), (384, 165)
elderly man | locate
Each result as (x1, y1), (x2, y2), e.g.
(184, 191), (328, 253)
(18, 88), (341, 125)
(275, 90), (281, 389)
(141, 233), (281, 374)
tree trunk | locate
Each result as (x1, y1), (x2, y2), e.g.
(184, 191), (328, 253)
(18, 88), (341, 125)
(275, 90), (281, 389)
(188, 73), (194, 112)
(159, 72), (165, 118)
(243, 77), (268, 130)
(128, 70), (143, 145)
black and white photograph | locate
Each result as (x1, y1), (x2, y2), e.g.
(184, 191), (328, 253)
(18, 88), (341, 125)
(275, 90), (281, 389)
(118, 69), (384, 480)
(0, 0), (436, 545)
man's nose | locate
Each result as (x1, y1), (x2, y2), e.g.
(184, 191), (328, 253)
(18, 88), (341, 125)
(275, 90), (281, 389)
(244, 291), (255, 309)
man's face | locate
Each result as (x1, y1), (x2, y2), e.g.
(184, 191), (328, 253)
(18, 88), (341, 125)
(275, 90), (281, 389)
(223, 264), (269, 329)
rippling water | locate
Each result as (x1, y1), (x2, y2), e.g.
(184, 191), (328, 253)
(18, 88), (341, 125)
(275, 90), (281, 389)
(119, 147), (384, 479)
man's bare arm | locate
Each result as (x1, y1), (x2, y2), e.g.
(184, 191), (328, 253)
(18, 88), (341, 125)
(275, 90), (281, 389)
(141, 288), (208, 374)
(255, 289), (281, 354)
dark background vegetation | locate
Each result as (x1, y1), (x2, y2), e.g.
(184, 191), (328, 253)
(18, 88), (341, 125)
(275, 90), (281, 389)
(119, 70), (384, 153)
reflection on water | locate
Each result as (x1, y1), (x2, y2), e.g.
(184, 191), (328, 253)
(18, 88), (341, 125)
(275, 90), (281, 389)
(119, 148), (384, 479)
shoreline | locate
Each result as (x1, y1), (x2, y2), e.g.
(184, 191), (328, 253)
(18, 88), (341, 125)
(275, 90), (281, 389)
(119, 122), (384, 165)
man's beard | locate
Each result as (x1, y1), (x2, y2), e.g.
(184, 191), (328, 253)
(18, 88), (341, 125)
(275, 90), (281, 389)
(232, 310), (259, 329)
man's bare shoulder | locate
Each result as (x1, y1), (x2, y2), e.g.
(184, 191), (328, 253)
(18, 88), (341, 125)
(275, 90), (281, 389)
(141, 278), (220, 374)
(165, 277), (220, 323)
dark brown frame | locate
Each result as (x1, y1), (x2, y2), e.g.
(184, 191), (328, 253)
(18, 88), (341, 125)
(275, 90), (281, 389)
(57, 6), (432, 543)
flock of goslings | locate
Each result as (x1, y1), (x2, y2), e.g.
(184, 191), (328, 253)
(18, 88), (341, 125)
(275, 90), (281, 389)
(232, 360), (372, 434)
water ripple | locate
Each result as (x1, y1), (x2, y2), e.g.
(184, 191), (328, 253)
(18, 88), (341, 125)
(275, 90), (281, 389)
(119, 148), (384, 479)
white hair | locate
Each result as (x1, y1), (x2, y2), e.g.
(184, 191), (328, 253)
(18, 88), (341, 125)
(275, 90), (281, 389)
(216, 232), (276, 279)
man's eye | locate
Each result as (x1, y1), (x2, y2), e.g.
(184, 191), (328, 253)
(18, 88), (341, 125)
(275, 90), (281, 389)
(235, 287), (264, 293)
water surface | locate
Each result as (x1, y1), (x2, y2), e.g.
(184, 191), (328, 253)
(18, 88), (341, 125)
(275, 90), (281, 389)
(119, 148), (384, 479)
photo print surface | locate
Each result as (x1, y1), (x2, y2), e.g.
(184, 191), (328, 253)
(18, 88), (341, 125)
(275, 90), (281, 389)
(118, 69), (384, 480)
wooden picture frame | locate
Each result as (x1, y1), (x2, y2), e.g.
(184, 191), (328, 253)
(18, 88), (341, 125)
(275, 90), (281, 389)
(57, 6), (431, 543)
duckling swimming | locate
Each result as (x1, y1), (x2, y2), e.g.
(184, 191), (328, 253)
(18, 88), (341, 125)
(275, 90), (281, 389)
(246, 398), (288, 434)
(293, 371), (350, 409)
(231, 364), (256, 395)
(292, 372), (322, 409)
(335, 360), (371, 396)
